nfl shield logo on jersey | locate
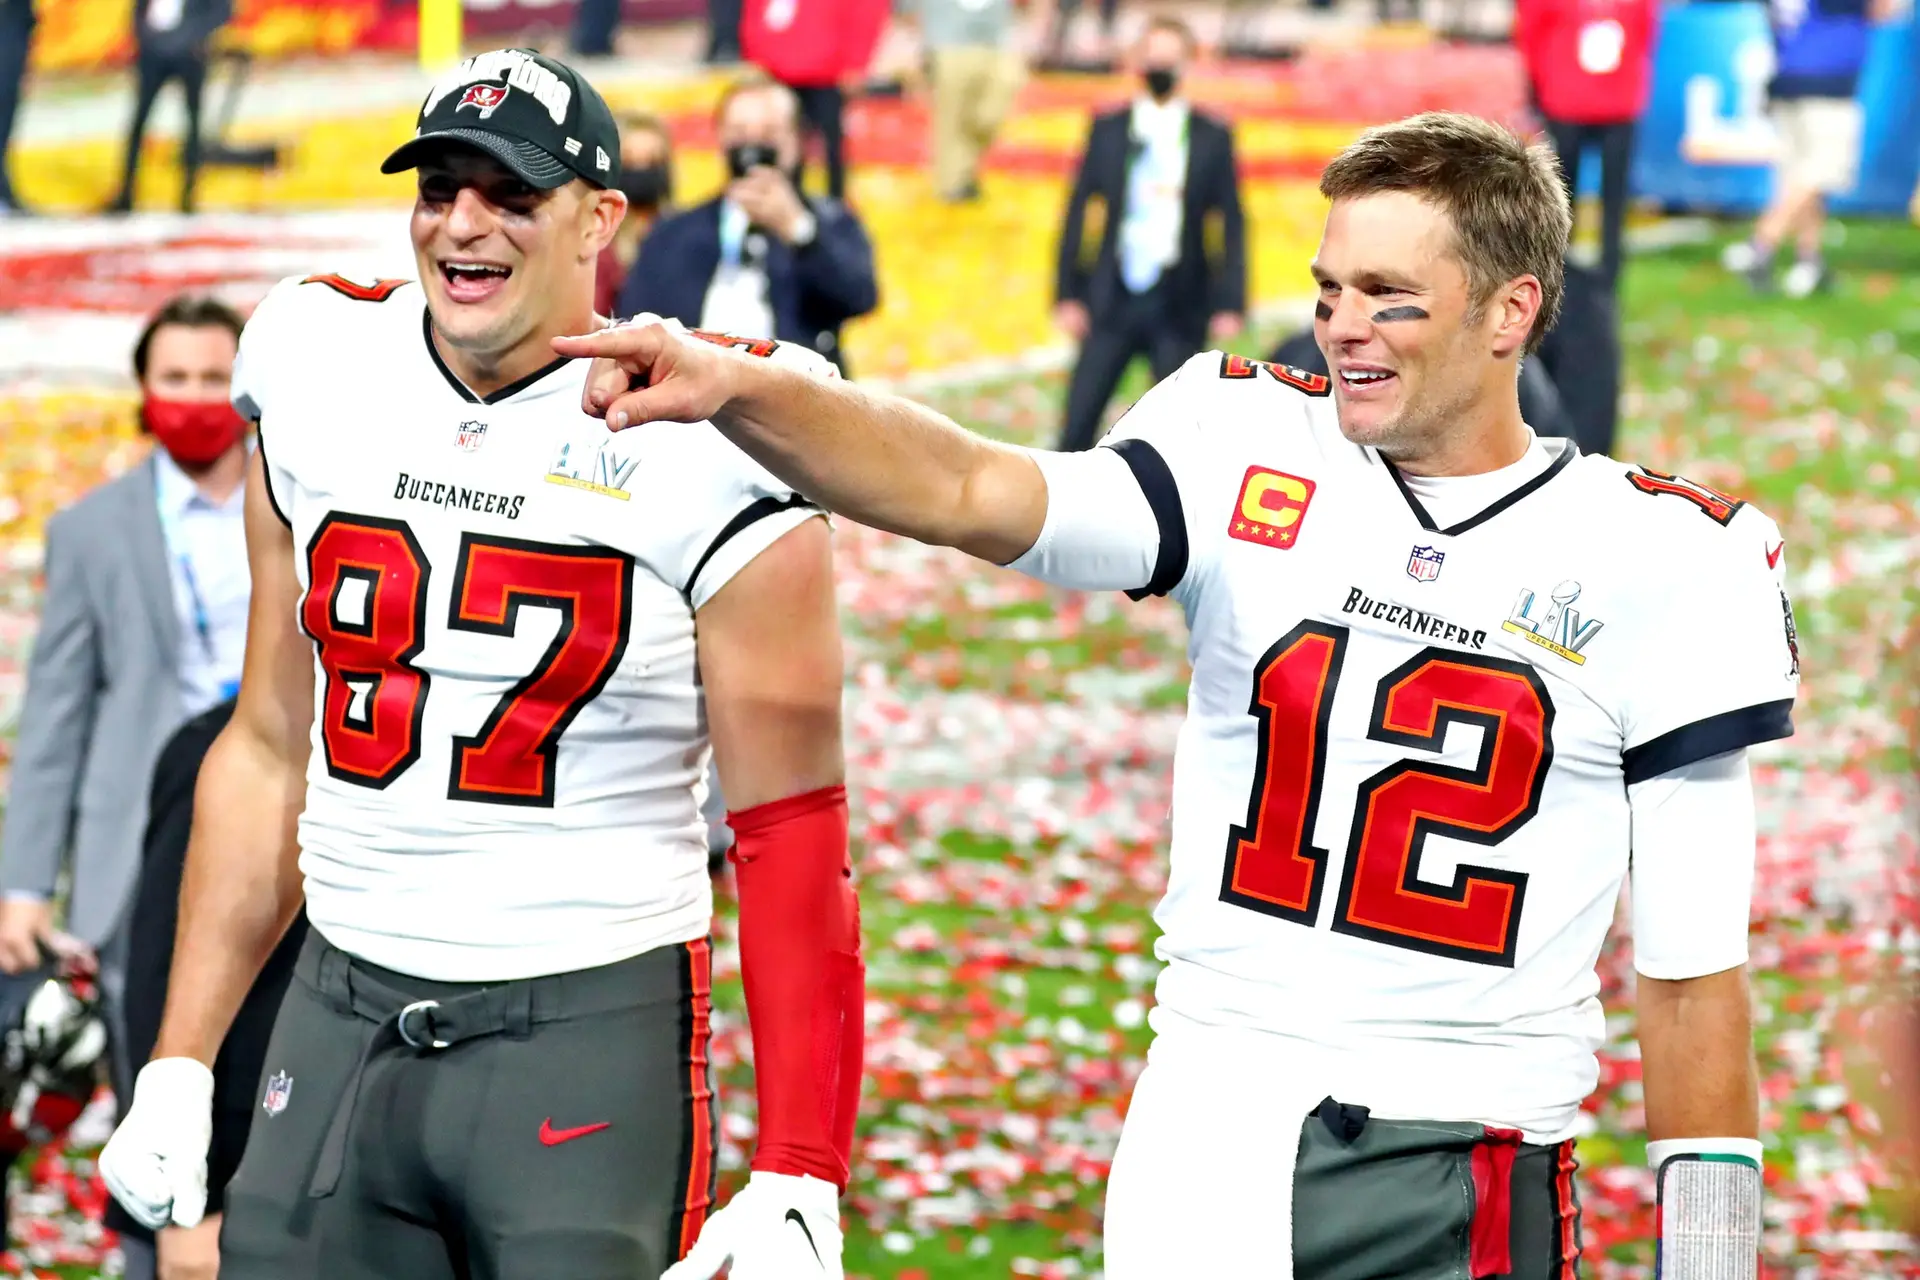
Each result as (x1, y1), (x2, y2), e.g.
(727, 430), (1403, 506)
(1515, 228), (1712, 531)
(262, 1070), (292, 1116)
(1406, 545), (1445, 583)
(455, 420), (488, 451)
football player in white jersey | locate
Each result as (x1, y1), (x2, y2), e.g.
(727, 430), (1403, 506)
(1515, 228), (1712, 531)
(99, 48), (865, 1280)
(562, 111), (1800, 1278)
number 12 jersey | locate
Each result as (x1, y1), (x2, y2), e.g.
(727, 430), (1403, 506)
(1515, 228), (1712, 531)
(1015, 352), (1800, 1140)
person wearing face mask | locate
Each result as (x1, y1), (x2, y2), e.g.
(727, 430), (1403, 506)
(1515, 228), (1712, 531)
(596, 110), (678, 318)
(1053, 14), (1246, 452)
(617, 73), (877, 375)
(0, 293), (249, 1280)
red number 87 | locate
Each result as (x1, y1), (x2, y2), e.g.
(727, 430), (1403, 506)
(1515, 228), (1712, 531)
(301, 514), (634, 807)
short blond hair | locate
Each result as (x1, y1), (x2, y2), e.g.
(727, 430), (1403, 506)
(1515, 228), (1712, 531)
(1139, 12), (1198, 54)
(1319, 111), (1570, 354)
(619, 108), (672, 154)
(712, 71), (799, 131)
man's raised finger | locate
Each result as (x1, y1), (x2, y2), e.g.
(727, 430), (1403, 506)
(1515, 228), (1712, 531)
(550, 322), (670, 362)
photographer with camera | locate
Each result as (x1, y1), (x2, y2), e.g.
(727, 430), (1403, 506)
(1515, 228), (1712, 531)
(616, 72), (877, 376)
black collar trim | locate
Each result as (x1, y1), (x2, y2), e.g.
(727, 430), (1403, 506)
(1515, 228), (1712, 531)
(421, 309), (573, 405)
(1383, 438), (1579, 537)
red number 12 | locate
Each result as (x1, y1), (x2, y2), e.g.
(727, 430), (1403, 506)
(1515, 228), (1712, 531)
(1221, 621), (1555, 966)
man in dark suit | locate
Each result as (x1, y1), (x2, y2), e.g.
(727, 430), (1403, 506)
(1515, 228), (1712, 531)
(0, 0), (32, 215)
(105, 697), (308, 1280)
(1053, 14), (1246, 451)
(106, 0), (232, 213)
(617, 73), (878, 375)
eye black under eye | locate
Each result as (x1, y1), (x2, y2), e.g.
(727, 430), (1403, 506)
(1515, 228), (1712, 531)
(488, 184), (541, 209)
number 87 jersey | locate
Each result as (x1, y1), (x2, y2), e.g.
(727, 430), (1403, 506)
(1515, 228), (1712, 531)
(231, 275), (828, 982)
(1015, 353), (1801, 1142)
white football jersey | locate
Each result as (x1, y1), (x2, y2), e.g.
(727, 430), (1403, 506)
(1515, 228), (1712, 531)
(1025, 353), (1800, 1141)
(231, 274), (828, 981)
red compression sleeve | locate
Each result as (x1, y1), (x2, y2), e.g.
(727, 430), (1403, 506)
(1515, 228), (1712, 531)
(728, 783), (864, 1190)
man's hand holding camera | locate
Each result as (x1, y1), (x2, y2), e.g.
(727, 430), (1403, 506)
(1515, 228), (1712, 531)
(725, 143), (813, 245)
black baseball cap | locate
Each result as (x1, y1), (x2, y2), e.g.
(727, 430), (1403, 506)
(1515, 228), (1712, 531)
(382, 48), (622, 191)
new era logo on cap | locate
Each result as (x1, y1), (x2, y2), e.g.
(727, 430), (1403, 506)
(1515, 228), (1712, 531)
(381, 47), (622, 191)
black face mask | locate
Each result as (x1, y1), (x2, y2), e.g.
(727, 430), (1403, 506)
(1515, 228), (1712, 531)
(1143, 67), (1178, 100)
(618, 165), (670, 210)
(725, 143), (781, 180)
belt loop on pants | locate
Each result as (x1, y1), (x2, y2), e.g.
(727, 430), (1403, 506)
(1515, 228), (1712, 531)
(503, 980), (532, 1040)
(314, 943), (352, 1019)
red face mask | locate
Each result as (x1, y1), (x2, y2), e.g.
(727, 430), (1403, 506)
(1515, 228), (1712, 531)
(144, 397), (247, 467)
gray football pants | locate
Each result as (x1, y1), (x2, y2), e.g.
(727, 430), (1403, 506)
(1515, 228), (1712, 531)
(220, 933), (718, 1280)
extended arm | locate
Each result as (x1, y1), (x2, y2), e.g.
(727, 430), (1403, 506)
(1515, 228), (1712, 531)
(551, 323), (1181, 589)
(713, 371), (1047, 562)
(570, 325), (1052, 563)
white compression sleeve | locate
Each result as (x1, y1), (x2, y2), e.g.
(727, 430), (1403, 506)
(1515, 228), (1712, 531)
(1004, 446), (1162, 593)
(1628, 749), (1757, 980)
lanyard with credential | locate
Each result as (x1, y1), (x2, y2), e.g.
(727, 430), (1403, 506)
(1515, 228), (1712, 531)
(157, 504), (216, 660)
(177, 551), (214, 659)
(719, 201), (749, 269)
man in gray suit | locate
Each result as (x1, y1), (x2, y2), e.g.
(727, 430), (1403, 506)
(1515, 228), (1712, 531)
(0, 293), (251, 1276)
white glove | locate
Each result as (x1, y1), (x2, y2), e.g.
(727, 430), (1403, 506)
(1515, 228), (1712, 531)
(99, 1057), (216, 1230)
(663, 1171), (844, 1280)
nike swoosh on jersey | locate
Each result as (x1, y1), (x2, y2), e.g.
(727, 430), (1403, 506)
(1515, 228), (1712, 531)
(1766, 542), (1784, 569)
(785, 1208), (822, 1266)
(538, 1118), (612, 1146)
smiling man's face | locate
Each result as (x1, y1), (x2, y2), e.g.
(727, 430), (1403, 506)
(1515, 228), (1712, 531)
(1311, 190), (1497, 465)
(409, 145), (603, 361)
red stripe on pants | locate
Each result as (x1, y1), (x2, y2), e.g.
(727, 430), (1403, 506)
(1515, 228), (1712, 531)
(677, 938), (715, 1260)
(1470, 1127), (1524, 1277)
(1553, 1138), (1580, 1279)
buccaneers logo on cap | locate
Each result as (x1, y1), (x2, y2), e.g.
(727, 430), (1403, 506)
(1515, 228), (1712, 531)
(457, 84), (509, 119)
